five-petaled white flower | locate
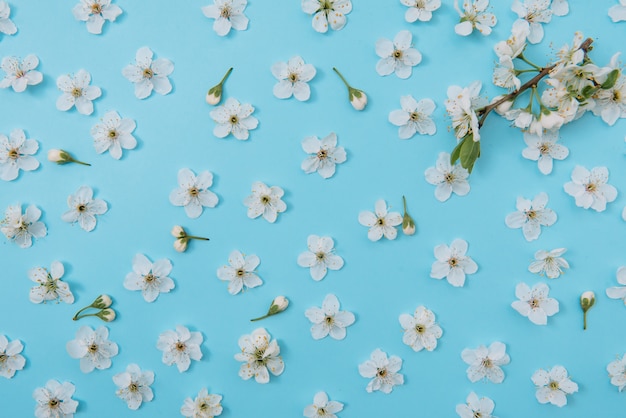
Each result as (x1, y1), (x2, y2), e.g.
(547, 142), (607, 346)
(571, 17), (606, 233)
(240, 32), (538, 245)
(511, 0), (552, 44)
(563, 166), (617, 212)
(461, 341), (510, 383)
(0, 334), (25, 379)
(445, 81), (487, 141)
(66, 325), (118, 373)
(33, 380), (79, 418)
(304, 391), (344, 418)
(358, 199), (402, 241)
(430, 238), (478, 287)
(91, 110), (137, 160)
(424, 152), (470, 202)
(210, 97), (258, 140)
(297, 235), (344, 281)
(453, 0), (497, 36)
(180, 388), (223, 418)
(401, 0), (441, 23)
(113, 364), (154, 410)
(375, 30), (422, 79)
(529, 248), (569, 279)
(505, 192), (557, 241)
(202, 0), (249, 36)
(234, 327), (284, 384)
(243, 181), (286, 223)
(532, 365), (578, 407)
(56, 69), (101, 115)
(511, 282), (559, 325)
(301, 0), (352, 33)
(389, 96), (436, 139)
(61, 185), (108, 232)
(169, 168), (219, 219)
(455, 392), (495, 418)
(124, 253), (175, 303)
(271, 56), (316, 101)
(301, 133), (347, 179)
(521, 130), (569, 175)
(0, 55), (43, 92)
(72, 0), (122, 34)
(358, 348), (404, 394)
(122, 47), (173, 99)
(606, 266), (626, 305)
(399, 306), (443, 352)
(28, 261), (74, 304)
(1, 204), (47, 248)
(156, 325), (203, 373)
(217, 249), (262, 295)
(0, 128), (39, 181)
(609, 0), (626, 22)
(0, 1), (17, 38)
(305, 294), (355, 340)
(607, 354), (626, 391)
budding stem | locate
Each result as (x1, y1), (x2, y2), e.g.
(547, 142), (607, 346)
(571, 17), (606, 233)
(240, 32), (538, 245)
(332, 67), (351, 89)
(70, 157), (91, 166)
(218, 67), (233, 86)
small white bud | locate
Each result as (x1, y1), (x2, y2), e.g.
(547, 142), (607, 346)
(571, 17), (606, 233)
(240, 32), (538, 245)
(171, 225), (186, 238)
(174, 238), (188, 252)
(47, 149), (67, 163)
(350, 89), (368, 111)
(205, 90), (221, 105)
(272, 296), (289, 312)
(93, 294), (112, 309)
(98, 308), (116, 322)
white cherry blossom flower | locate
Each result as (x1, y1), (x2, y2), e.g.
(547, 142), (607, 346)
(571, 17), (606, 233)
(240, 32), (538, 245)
(243, 181), (286, 223)
(511, 282), (559, 325)
(358, 349), (404, 394)
(234, 327), (284, 384)
(72, 0), (122, 34)
(609, 0), (626, 22)
(33, 380), (78, 418)
(0, 128), (39, 181)
(521, 130), (568, 175)
(606, 266), (626, 304)
(445, 81), (487, 141)
(494, 19), (529, 59)
(401, 0), (441, 23)
(399, 306), (442, 352)
(157, 325), (203, 373)
(424, 152), (470, 201)
(56, 69), (101, 115)
(529, 248), (569, 279)
(122, 47), (173, 99)
(592, 56), (626, 126)
(180, 388), (223, 418)
(210, 97), (258, 140)
(0, 55), (43, 92)
(301, 133), (346, 179)
(0, 1), (16, 38)
(305, 294), (355, 340)
(1, 204), (47, 248)
(456, 392), (495, 418)
(563, 166), (617, 212)
(375, 30), (422, 79)
(389, 96), (436, 139)
(301, 0), (352, 33)
(297, 235), (344, 281)
(607, 354), (626, 391)
(358, 199), (402, 241)
(453, 0), (497, 36)
(217, 250), (262, 295)
(505, 192), (557, 241)
(28, 261), (74, 304)
(271, 56), (316, 101)
(0, 334), (25, 379)
(169, 168), (219, 219)
(66, 325), (118, 373)
(461, 341), (510, 383)
(430, 238), (478, 287)
(202, 0), (249, 36)
(532, 365), (578, 407)
(124, 253), (175, 302)
(304, 392), (343, 418)
(493, 56), (520, 90)
(511, 0), (552, 44)
(91, 111), (137, 160)
(61, 185), (108, 232)
(113, 364), (154, 410)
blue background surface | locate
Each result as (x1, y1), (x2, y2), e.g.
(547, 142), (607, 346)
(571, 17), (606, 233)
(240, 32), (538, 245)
(2, 0), (626, 416)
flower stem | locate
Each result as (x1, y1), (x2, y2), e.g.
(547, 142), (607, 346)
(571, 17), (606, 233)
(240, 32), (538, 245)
(517, 53), (542, 70)
(187, 235), (210, 241)
(332, 67), (351, 89)
(70, 157), (91, 166)
(583, 312), (588, 330)
(402, 195), (408, 212)
(250, 314), (269, 322)
(219, 67), (233, 85)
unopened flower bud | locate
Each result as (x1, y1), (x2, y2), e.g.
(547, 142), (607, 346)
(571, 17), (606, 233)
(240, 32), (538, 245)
(174, 238), (188, 252)
(171, 225), (186, 238)
(92, 294), (112, 309)
(206, 67), (233, 106)
(580, 291), (595, 330)
(97, 308), (116, 322)
(251, 296), (289, 321)
(492, 96), (513, 115)
(171, 225), (208, 253)
(47, 149), (91, 166)
(349, 88), (368, 111)
(401, 196), (416, 236)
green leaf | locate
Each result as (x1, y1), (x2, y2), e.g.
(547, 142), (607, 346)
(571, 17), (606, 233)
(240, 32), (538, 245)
(581, 85), (597, 100)
(601, 69), (620, 90)
(450, 138), (464, 165)
(460, 136), (479, 173)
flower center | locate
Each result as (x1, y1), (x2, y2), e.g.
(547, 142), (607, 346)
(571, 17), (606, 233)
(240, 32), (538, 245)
(129, 383), (139, 392)
(539, 143), (550, 154)
(144, 273), (155, 283)
(415, 0), (426, 7)
(444, 173), (456, 184)
(321, 0), (333, 11)
(176, 342), (186, 351)
(143, 68), (154, 79)
(585, 183), (597, 193)
(254, 348), (267, 364)
(199, 402), (208, 411)
(236, 269), (245, 277)
(91, 3), (102, 14)
(376, 218), (385, 226)
(315, 252), (326, 261)
(71, 87), (83, 98)
(526, 210), (537, 220)
(220, 5), (231, 18)
(317, 149), (328, 160)
(8, 148), (19, 160)
(48, 398), (59, 408)
(0, 354), (7, 363)
(529, 298), (540, 309)
(614, 90), (621, 101)
(376, 368), (388, 378)
(409, 112), (420, 122)
(324, 316), (334, 325)
(230, 115), (239, 125)
(415, 324), (425, 334)
(45, 278), (58, 293)
(481, 358), (493, 368)
(15, 68), (25, 78)
(107, 129), (118, 139)
(393, 49), (403, 59)
(88, 343), (98, 353)
(448, 257), (458, 267)
(77, 204), (87, 213)
(260, 195), (271, 205)
(549, 380), (559, 390)
(288, 72), (299, 82)
(473, 413), (482, 418)
(189, 187), (199, 197)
